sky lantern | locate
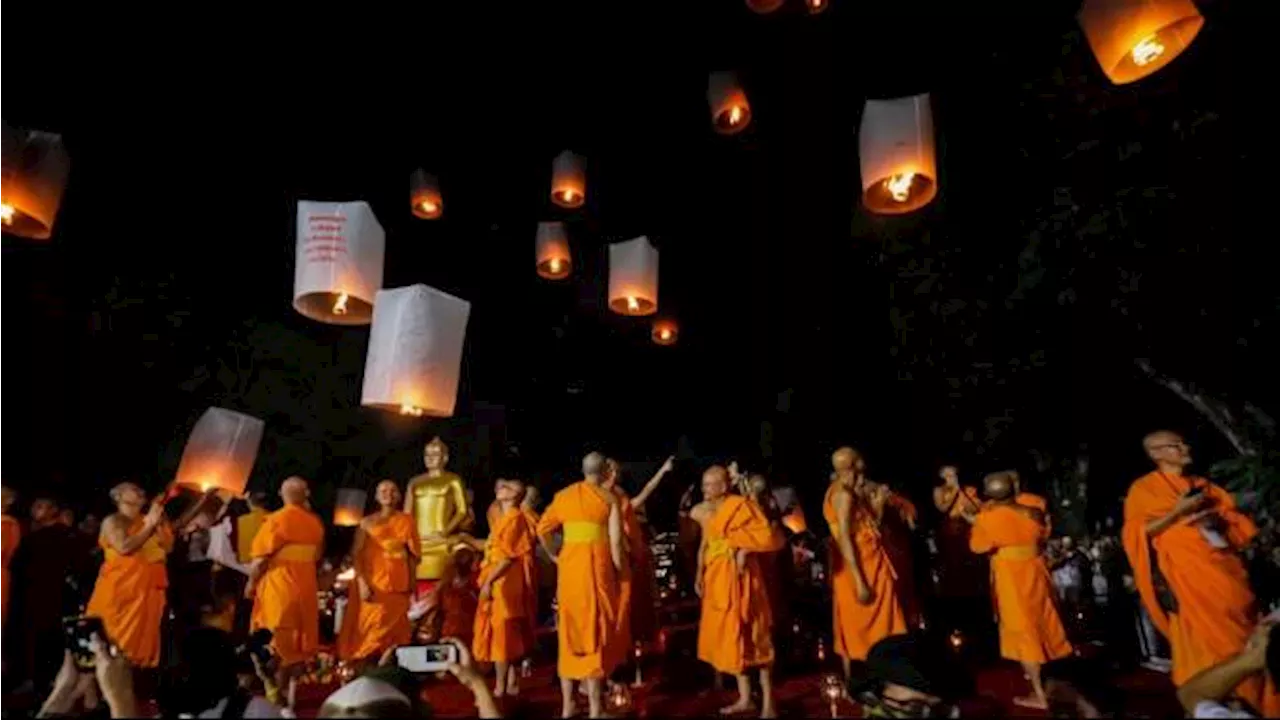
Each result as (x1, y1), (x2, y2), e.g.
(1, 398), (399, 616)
(173, 407), (265, 497)
(535, 221), (572, 280)
(608, 236), (659, 316)
(745, 0), (785, 13)
(410, 169), (443, 219)
(550, 151), (586, 209)
(858, 93), (938, 215)
(293, 200), (385, 325)
(1078, 0), (1205, 85)
(361, 283), (471, 418)
(651, 319), (678, 346)
(805, 0), (829, 14)
(1, 119), (70, 240)
(708, 72), (752, 135)
(333, 488), (368, 527)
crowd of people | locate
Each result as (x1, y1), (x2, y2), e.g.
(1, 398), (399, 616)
(0, 429), (1277, 718)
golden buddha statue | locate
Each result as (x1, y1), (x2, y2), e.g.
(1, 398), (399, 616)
(403, 436), (470, 582)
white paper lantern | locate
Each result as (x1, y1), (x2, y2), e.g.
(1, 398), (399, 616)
(410, 169), (443, 219)
(1, 119), (71, 241)
(293, 200), (385, 325)
(708, 72), (752, 135)
(334, 488), (368, 527)
(608, 236), (659, 316)
(536, 221), (572, 280)
(1078, 0), (1205, 85)
(173, 407), (265, 497)
(858, 94), (938, 215)
(361, 284), (471, 418)
(550, 151), (586, 209)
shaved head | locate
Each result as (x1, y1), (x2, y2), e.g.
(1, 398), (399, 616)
(983, 471), (1017, 501)
(1142, 429), (1192, 470)
(109, 482), (144, 504)
(1143, 430), (1181, 451)
(702, 465), (730, 500)
(281, 476), (309, 505)
(832, 447), (857, 471)
(583, 452), (605, 477)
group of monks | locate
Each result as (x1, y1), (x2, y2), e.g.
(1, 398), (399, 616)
(2, 427), (1278, 717)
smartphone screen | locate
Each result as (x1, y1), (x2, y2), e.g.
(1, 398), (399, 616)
(395, 644), (457, 673)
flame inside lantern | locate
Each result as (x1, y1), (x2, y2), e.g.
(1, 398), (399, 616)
(659, 329), (672, 340)
(549, 258), (562, 274)
(400, 404), (424, 417)
(333, 292), (350, 316)
(1131, 35), (1165, 66)
(0, 203), (14, 226)
(560, 189), (577, 204)
(885, 172), (915, 202)
(420, 200), (439, 215)
(627, 296), (640, 312)
(728, 106), (744, 126)
(949, 630), (963, 649)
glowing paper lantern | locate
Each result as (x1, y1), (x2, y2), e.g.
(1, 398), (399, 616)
(410, 169), (443, 219)
(293, 200), (385, 325)
(334, 488), (367, 527)
(608, 236), (659, 316)
(1078, 0), (1204, 85)
(708, 72), (751, 135)
(745, 0), (784, 13)
(550, 151), (586, 209)
(1, 119), (70, 240)
(805, 0), (829, 14)
(173, 407), (265, 497)
(651, 319), (678, 346)
(535, 221), (572, 280)
(361, 284), (471, 418)
(858, 94), (937, 215)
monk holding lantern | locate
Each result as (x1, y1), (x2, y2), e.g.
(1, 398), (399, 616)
(404, 436), (472, 595)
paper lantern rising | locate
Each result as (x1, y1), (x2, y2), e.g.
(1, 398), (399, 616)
(410, 169), (443, 219)
(550, 151), (586, 209)
(708, 72), (751, 135)
(1, 119), (70, 240)
(608, 236), (659, 316)
(173, 407), (265, 497)
(361, 284), (471, 418)
(334, 488), (368, 527)
(1078, 0), (1204, 85)
(536, 221), (572, 280)
(745, 0), (784, 13)
(651, 319), (678, 346)
(293, 200), (385, 325)
(859, 94), (937, 215)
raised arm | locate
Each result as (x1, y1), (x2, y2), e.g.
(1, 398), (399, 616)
(631, 455), (675, 511)
(101, 505), (165, 556)
(833, 489), (871, 604)
(608, 501), (624, 572)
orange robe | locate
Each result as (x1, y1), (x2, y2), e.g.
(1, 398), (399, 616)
(696, 495), (784, 674)
(519, 507), (541, 645)
(439, 572), (479, 645)
(473, 506), (537, 663)
(1123, 471), (1278, 713)
(536, 481), (620, 680)
(970, 504), (1073, 664)
(824, 484), (907, 660)
(2, 514), (20, 625)
(614, 493), (658, 655)
(338, 512), (417, 661)
(85, 518), (173, 668)
(1016, 492), (1051, 538)
(882, 492), (920, 628)
(250, 504), (324, 666)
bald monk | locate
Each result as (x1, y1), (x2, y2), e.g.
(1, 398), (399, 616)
(536, 452), (625, 719)
(2, 486), (19, 626)
(338, 480), (419, 664)
(969, 471), (1073, 710)
(694, 465), (785, 717)
(473, 478), (537, 697)
(933, 465), (984, 584)
(247, 477), (325, 708)
(1122, 431), (1279, 715)
(825, 447), (907, 681)
(85, 482), (173, 668)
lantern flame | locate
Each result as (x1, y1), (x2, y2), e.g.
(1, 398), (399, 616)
(420, 200), (439, 215)
(560, 189), (577, 204)
(399, 403), (424, 417)
(659, 329), (671, 340)
(949, 630), (963, 648)
(728, 106), (744, 126)
(627, 296), (640, 312)
(549, 258), (562, 274)
(200, 479), (215, 492)
(1131, 35), (1165, 67)
(0, 203), (14, 226)
(885, 172), (915, 202)
(333, 292), (350, 316)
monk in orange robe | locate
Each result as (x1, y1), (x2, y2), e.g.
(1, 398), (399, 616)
(473, 478), (538, 697)
(1012, 472), (1051, 538)
(969, 471), (1073, 710)
(825, 447), (907, 681)
(338, 480), (419, 664)
(933, 465), (984, 587)
(520, 485), (543, 642)
(85, 482), (173, 668)
(2, 486), (20, 626)
(536, 452), (624, 720)
(1122, 430), (1279, 715)
(247, 476), (324, 708)
(694, 465), (785, 717)
(603, 455), (673, 658)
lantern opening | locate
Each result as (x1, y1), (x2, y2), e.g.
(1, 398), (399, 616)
(1078, 0), (1204, 85)
(651, 319), (678, 346)
(864, 172), (936, 214)
(1132, 35), (1165, 66)
(296, 291), (374, 326)
(714, 105), (752, 134)
(537, 257), (572, 280)
(885, 172), (916, 203)
(420, 200), (439, 215)
(0, 203), (14, 225)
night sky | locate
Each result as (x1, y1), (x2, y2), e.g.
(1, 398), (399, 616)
(3, 1), (1274, 529)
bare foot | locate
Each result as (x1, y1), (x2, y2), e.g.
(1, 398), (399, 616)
(561, 701), (577, 719)
(1013, 695), (1049, 710)
(493, 685), (505, 698)
(760, 704), (778, 719)
(719, 698), (757, 715)
(507, 682), (520, 697)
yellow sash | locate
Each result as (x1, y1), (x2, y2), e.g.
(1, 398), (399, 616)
(995, 545), (1039, 561)
(706, 537), (732, 560)
(563, 521), (604, 544)
(274, 544), (318, 562)
(139, 538), (168, 564)
(379, 539), (407, 559)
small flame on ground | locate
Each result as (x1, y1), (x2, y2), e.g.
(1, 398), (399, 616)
(627, 296), (640, 312)
(0, 203), (14, 226)
(400, 404), (424, 417)
(420, 200), (439, 215)
(885, 172), (915, 202)
(333, 292), (350, 315)
(1132, 35), (1165, 67)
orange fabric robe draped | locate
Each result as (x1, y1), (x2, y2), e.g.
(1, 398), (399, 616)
(473, 506), (537, 663)
(970, 504), (1072, 664)
(338, 512), (417, 661)
(696, 495), (784, 674)
(1016, 492), (1051, 538)
(615, 493), (658, 655)
(85, 518), (172, 668)
(519, 507), (541, 647)
(1122, 471), (1278, 714)
(2, 514), (20, 625)
(882, 491), (920, 629)
(536, 481), (620, 680)
(250, 504), (324, 666)
(824, 484), (907, 661)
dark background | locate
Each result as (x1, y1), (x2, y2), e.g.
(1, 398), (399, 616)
(3, 1), (1274, 531)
